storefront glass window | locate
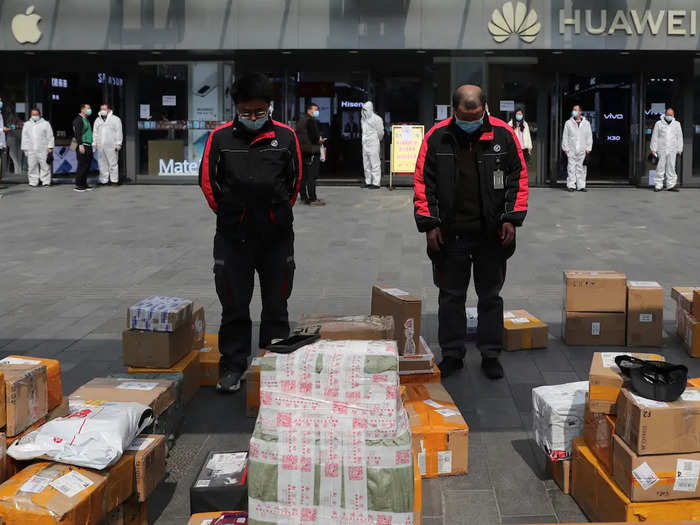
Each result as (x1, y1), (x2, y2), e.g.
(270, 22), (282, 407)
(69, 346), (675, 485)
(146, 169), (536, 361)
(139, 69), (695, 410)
(0, 76), (27, 177)
(693, 63), (700, 180)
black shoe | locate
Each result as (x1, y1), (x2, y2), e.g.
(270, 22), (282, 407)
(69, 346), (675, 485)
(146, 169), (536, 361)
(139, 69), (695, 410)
(368, 185), (380, 190)
(481, 357), (504, 380)
(74, 186), (87, 192)
(360, 183), (368, 188)
(577, 188), (587, 192)
(653, 188), (662, 192)
(217, 369), (244, 393)
(438, 356), (464, 378)
(567, 188), (575, 193)
(668, 187), (679, 192)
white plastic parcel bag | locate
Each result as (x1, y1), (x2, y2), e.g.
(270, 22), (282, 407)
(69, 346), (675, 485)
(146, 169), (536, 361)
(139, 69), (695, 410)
(7, 400), (153, 470)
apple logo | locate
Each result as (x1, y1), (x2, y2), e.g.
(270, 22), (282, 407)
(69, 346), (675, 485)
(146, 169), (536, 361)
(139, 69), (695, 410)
(11, 5), (42, 45)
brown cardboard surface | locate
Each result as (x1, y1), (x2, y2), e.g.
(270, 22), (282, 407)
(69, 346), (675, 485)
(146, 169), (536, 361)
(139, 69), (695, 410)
(247, 357), (261, 418)
(563, 311), (626, 346)
(584, 400), (616, 474)
(199, 333), (222, 387)
(564, 270), (627, 313)
(694, 290), (700, 317)
(549, 458), (571, 495)
(613, 433), (700, 502)
(0, 363), (49, 437)
(626, 283), (664, 347)
(399, 363), (441, 385)
(399, 337), (434, 375)
(191, 303), (206, 351)
(413, 449), (422, 525)
(122, 496), (148, 525)
(503, 310), (548, 351)
(70, 377), (176, 418)
(122, 321), (193, 369)
(678, 308), (700, 358)
(403, 383), (469, 477)
(370, 285), (422, 355)
(615, 388), (700, 455)
(103, 454), (136, 515)
(47, 396), (70, 421)
(295, 314), (395, 340)
(1, 356), (62, 411)
(0, 371), (5, 429)
(0, 432), (5, 485)
(124, 434), (166, 502)
(128, 350), (201, 405)
(672, 286), (698, 314)
(588, 352), (664, 414)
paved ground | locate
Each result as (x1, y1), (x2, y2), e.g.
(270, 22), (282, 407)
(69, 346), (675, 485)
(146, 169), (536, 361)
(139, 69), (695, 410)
(0, 184), (699, 524)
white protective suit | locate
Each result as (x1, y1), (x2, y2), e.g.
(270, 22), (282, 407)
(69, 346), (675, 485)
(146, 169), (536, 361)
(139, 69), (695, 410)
(361, 101), (384, 187)
(21, 117), (54, 186)
(650, 115), (683, 190)
(93, 111), (123, 184)
(561, 116), (593, 190)
(0, 111), (6, 150)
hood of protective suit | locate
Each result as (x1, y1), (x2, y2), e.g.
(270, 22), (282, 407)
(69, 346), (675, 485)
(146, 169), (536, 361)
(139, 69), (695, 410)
(361, 101), (374, 120)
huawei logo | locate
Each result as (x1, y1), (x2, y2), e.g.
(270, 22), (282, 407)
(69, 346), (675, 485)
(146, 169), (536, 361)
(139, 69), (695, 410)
(488, 1), (541, 43)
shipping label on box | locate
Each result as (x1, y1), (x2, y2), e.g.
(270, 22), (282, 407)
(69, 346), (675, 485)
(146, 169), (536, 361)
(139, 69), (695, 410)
(0, 363), (48, 437)
(564, 270), (627, 313)
(626, 282), (664, 347)
(563, 311), (626, 346)
(127, 296), (192, 332)
(371, 285), (422, 355)
(503, 310), (548, 351)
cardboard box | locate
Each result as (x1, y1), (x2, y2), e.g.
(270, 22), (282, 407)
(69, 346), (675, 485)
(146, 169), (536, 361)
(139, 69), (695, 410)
(47, 397), (70, 421)
(200, 333), (222, 387)
(399, 337), (435, 375)
(246, 357), (262, 418)
(572, 438), (700, 522)
(399, 363), (441, 385)
(0, 432), (5, 485)
(70, 377), (176, 418)
(588, 352), (664, 414)
(371, 285), (422, 355)
(0, 462), (106, 525)
(695, 290), (700, 317)
(549, 458), (571, 494)
(689, 378), (700, 388)
(677, 304), (687, 339)
(124, 434), (166, 502)
(583, 401), (616, 474)
(191, 303), (206, 350)
(533, 382), (588, 459)
(563, 311), (626, 346)
(626, 282), (664, 347)
(295, 314), (394, 340)
(127, 295), (192, 332)
(613, 433), (700, 502)
(564, 270), (627, 313)
(413, 449), (422, 525)
(402, 383), (469, 478)
(672, 286), (698, 314)
(616, 387), (700, 455)
(0, 363), (48, 437)
(678, 308), (700, 358)
(190, 451), (248, 514)
(0, 356), (62, 411)
(127, 350), (201, 405)
(188, 512), (248, 525)
(123, 321), (193, 369)
(102, 496), (148, 525)
(503, 310), (548, 351)
(103, 454), (136, 516)
(0, 371), (5, 429)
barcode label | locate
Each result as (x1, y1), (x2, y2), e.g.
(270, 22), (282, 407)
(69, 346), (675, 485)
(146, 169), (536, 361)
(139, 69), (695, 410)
(591, 322), (601, 336)
(639, 313), (653, 323)
(632, 462), (659, 491)
(418, 451), (426, 476)
(50, 471), (94, 498)
(437, 451), (452, 474)
(20, 475), (53, 494)
(674, 459), (700, 492)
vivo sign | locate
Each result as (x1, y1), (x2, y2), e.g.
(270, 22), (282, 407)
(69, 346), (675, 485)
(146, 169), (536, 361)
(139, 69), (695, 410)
(560, 9), (697, 36)
(159, 159), (199, 176)
(604, 113), (624, 120)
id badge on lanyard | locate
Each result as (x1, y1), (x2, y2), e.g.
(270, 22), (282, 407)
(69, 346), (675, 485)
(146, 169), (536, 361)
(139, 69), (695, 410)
(493, 169), (504, 190)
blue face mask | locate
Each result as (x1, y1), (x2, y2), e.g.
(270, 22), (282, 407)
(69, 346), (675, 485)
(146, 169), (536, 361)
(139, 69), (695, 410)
(312, 110), (320, 118)
(86, 109), (92, 117)
(454, 115), (483, 134)
(572, 110), (579, 118)
(239, 115), (268, 132)
(665, 115), (674, 123)
(515, 114), (523, 121)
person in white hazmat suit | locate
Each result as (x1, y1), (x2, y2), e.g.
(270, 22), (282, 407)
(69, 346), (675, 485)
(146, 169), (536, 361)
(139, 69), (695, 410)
(561, 104), (593, 192)
(361, 101), (384, 189)
(650, 107), (683, 192)
(21, 108), (55, 187)
(92, 104), (123, 185)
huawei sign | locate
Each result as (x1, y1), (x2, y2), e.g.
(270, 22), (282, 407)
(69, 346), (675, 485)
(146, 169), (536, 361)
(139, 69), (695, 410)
(489, 1), (541, 43)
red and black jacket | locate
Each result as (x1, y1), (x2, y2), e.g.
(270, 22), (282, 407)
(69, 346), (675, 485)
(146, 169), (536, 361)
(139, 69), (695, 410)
(413, 115), (528, 250)
(199, 118), (302, 237)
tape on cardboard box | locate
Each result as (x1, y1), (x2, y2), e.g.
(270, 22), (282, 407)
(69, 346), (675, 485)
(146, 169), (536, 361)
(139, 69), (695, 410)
(127, 296), (192, 332)
(0, 357), (62, 412)
(583, 399), (615, 474)
(0, 363), (49, 437)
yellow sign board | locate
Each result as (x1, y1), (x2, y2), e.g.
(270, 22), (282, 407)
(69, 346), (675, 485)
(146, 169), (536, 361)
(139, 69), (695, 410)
(390, 125), (425, 175)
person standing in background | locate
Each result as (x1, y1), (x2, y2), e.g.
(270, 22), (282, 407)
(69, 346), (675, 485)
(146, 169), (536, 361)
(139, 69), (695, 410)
(21, 108), (54, 188)
(295, 102), (325, 206)
(0, 97), (7, 186)
(561, 104), (592, 193)
(93, 103), (123, 186)
(508, 108), (533, 164)
(72, 104), (94, 192)
(361, 101), (384, 189)
(650, 107), (683, 192)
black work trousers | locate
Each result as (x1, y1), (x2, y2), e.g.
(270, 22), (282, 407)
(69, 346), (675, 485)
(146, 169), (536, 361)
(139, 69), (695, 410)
(432, 235), (507, 360)
(213, 230), (295, 372)
(75, 145), (93, 188)
(300, 155), (319, 202)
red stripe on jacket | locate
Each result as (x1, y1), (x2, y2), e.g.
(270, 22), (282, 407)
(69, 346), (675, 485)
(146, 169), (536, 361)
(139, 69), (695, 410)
(201, 121), (233, 212)
(251, 130), (276, 145)
(489, 116), (529, 212)
(272, 120), (303, 206)
(414, 117), (453, 217)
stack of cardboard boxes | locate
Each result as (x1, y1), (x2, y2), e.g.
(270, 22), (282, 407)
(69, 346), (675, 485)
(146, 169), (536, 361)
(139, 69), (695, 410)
(570, 351), (700, 521)
(673, 286), (700, 357)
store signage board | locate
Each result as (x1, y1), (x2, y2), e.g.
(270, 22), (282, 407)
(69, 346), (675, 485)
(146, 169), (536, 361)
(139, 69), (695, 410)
(390, 124), (424, 176)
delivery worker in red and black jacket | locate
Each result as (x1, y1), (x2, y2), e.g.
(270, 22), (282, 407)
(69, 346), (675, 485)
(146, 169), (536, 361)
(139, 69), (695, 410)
(413, 84), (528, 380)
(199, 73), (302, 393)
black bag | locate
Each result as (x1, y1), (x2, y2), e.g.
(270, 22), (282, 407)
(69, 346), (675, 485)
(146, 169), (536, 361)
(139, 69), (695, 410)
(582, 152), (591, 166)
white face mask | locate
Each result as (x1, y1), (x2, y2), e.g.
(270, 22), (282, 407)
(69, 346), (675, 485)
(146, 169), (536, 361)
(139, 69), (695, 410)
(99, 110), (108, 117)
(31, 115), (40, 122)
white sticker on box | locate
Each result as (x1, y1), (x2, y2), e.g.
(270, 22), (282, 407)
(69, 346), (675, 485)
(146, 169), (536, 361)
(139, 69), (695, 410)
(195, 480), (211, 488)
(681, 390), (700, 402)
(632, 462), (659, 491)
(674, 459), (700, 492)
(437, 450), (452, 475)
(639, 313), (653, 323)
(200, 347), (212, 353)
(382, 287), (411, 297)
(629, 281), (661, 288)
(20, 475), (53, 494)
(601, 352), (626, 371)
(0, 357), (41, 365)
(251, 357), (262, 367)
(418, 451), (426, 476)
(206, 452), (247, 475)
(504, 312), (516, 319)
(591, 322), (601, 336)
(423, 399), (444, 409)
(511, 318), (531, 324)
(630, 393), (669, 408)
(50, 471), (94, 498)
(127, 437), (155, 451)
(116, 381), (158, 391)
(435, 408), (460, 418)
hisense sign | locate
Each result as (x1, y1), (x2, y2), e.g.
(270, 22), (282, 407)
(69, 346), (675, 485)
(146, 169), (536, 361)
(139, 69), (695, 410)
(560, 9), (697, 36)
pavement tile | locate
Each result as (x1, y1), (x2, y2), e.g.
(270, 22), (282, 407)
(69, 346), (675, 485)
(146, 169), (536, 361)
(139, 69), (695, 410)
(443, 490), (500, 525)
